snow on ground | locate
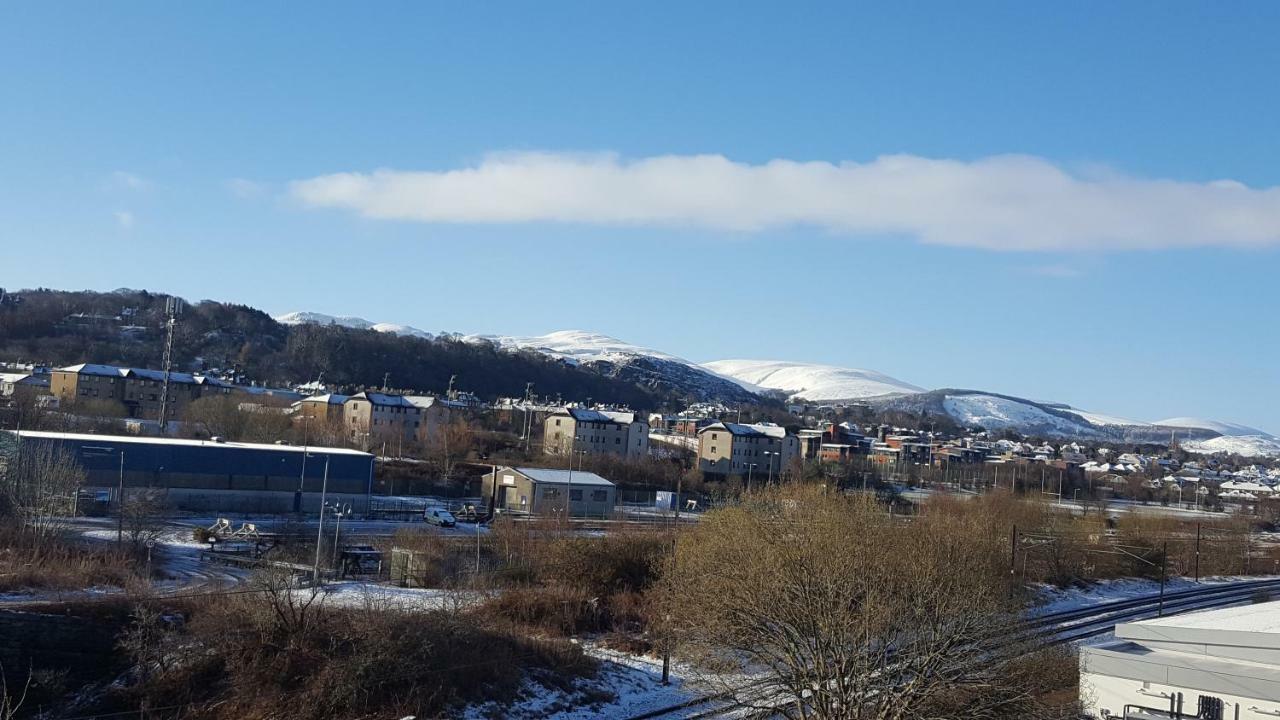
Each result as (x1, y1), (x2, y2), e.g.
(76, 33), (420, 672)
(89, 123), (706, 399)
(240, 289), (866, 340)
(302, 581), (483, 612)
(701, 359), (922, 401)
(1181, 434), (1280, 458)
(462, 643), (699, 720)
(1030, 575), (1280, 617)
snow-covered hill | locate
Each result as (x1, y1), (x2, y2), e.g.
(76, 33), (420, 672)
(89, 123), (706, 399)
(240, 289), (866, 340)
(466, 330), (686, 366)
(1180, 435), (1280, 458)
(275, 311), (434, 339)
(701, 359), (922, 401)
(1154, 417), (1275, 439)
(466, 331), (762, 404)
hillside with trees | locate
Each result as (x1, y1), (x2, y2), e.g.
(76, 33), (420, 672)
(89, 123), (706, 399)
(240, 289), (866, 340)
(0, 288), (687, 410)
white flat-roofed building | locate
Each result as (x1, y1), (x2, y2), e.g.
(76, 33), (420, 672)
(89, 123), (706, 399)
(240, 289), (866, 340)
(1081, 600), (1280, 719)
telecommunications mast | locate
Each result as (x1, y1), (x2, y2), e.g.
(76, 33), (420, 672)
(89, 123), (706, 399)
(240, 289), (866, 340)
(156, 296), (185, 432)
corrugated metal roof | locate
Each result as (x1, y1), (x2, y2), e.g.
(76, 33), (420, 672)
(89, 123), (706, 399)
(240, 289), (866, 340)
(6, 430), (371, 457)
(510, 466), (615, 487)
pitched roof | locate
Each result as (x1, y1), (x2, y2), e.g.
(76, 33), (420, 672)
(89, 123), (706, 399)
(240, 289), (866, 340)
(59, 363), (233, 388)
(563, 408), (636, 424)
(509, 466), (615, 487)
(699, 422), (788, 439)
(348, 391), (418, 408)
(300, 393), (349, 405)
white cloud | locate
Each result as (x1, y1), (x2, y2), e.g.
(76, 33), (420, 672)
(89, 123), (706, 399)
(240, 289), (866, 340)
(110, 171), (148, 190)
(226, 177), (266, 198)
(114, 210), (135, 229)
(288, 152), (1280, 252)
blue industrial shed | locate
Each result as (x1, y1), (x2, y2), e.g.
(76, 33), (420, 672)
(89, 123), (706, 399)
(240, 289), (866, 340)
(2, 430), (375, 513)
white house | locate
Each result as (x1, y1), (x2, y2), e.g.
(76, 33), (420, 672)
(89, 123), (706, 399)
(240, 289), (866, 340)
(1081, 600), (1280, 719)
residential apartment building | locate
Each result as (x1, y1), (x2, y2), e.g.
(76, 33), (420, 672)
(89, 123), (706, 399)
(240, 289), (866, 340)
(293, 393), (349, 424)
(543, 408), (649, 458)
(49, 363), (233, 419)
(343, 391), (422, 450)
(697, 422), (799, 480)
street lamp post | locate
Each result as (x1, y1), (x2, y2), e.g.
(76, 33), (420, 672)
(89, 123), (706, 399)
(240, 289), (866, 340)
(763, 451), (777, 486)
(569, 449), (586, 517)
(746, 463), (757, 493)
(310, 453), (331, 584)
(329, 501), (351, 569)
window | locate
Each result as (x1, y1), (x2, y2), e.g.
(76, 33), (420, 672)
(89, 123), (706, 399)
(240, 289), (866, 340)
(710, 446), (717, 454)
(592, 490), (608, 502)
(569, 489), (583, 501)
(615, 437), (621, 444)
(555, 419), (561, 426)
(544, 488), (561, 499)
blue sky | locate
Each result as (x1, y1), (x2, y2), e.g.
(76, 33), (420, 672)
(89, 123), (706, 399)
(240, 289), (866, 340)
(2, 3), (1278, 430)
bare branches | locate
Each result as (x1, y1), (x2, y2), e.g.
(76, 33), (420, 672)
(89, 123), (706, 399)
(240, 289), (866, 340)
(660, 486), (1056, 720)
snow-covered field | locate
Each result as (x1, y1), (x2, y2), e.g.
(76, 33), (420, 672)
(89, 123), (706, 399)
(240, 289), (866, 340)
(701, 358), (922, 401)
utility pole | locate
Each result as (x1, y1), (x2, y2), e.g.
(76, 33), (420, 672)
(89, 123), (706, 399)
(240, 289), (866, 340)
(295, 415), (310, 515)
(1158, 541), (1168, 617)
(1010, 525), (1018, 577)
(116, 450), (125, 546)
(156, 296), (184, 433)
(312, 454), (330, 584)
(1194, 523), (1201, 583)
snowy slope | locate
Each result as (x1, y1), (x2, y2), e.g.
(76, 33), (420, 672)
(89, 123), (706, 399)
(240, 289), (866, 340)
(468, 331), (764, 403)
(701, 359), (922, 401)
(1181, 435), (1280, 458)
(942, 394), (1099, 437)
(1155, 417), (1274, 439)
(275, 311), (434, 339)
(467, 330), (686, 365)
(1067, 408), (1151, 428)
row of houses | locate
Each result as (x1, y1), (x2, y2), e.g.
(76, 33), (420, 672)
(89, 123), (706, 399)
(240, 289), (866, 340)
(294, 391), (469, 449)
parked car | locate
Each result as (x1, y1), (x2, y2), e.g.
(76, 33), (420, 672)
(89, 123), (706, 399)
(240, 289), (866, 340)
(424, 508), (456, 527)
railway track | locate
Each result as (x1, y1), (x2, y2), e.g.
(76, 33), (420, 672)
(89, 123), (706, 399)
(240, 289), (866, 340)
(626, 577), (1280, 720)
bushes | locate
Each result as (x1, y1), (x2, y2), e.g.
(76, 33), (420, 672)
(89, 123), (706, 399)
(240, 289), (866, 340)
(113, 575), (596, 720)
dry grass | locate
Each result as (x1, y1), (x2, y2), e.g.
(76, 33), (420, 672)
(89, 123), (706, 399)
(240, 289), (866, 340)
(0, 525), (142, 594)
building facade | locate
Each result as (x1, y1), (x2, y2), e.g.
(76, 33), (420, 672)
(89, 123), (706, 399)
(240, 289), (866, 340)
(480, 466), (617, 517)
(343, 391), (422, 450)
(49, 363), (233, 420)
(697, 422), (799, 480)
(543, 408), (649, 458)
(2, 430), (373, 513)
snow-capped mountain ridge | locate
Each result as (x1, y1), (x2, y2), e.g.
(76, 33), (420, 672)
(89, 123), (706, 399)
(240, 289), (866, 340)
(274, 311), (1272, 448)
(275, 311), (434, 339)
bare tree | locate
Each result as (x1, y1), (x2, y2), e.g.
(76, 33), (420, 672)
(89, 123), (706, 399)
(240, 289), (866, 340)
(0, 439), (84, 552)
(661, 486), (1061, 720)
(122, 487), (169, 551)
